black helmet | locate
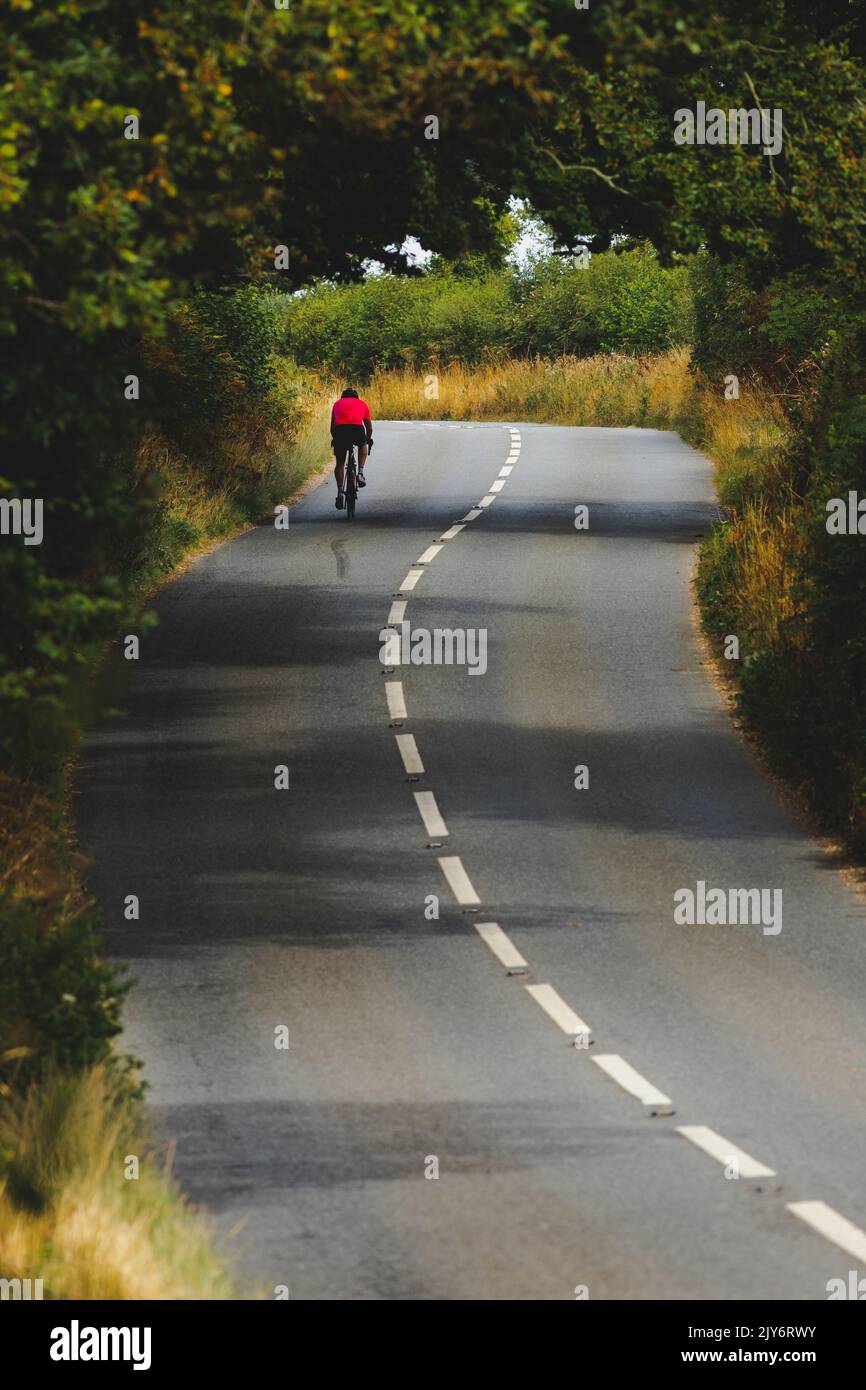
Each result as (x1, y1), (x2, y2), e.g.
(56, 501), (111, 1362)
(341, 388), (359, 398)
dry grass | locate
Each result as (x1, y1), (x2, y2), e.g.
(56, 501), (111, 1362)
(719, 501), (808, 650)
(697, 385), (791, 508)
(0, 775), (78, 906)
(368, 349), (790, 497)
(368, 351), (689, 426)
(0, 1066), (240, 1299)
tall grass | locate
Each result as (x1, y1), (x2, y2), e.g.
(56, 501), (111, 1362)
(0, 1066), (239, 1299)
(368, 349), (786, 459)
(368, 351), (692, 426)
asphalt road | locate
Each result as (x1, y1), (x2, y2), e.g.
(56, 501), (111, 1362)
(77, 421), (866, 1300)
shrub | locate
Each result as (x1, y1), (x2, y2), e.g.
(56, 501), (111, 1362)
(284, 245), (694, 377)
(0, 895), (129, 1098)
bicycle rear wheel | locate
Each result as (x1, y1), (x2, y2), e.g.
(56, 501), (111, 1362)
(346, 452), (357, 519)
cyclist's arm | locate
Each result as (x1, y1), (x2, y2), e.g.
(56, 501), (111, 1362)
(363, 403), (373, 443)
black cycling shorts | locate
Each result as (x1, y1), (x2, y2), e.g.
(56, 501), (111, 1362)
(332, 424), (368, 459)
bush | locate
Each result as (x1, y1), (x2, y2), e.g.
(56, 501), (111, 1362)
(284, 245), (693, 377)
(0, 895), (130, 1097)
(688, 252), (762, 381)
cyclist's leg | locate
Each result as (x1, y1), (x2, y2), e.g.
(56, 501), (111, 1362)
(333, 428), (348, 490)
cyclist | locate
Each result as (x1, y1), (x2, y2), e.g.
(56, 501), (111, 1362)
(331, 388), (374, 509)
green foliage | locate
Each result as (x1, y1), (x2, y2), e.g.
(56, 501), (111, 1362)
(0, 896), (130, 1098)
(284, 267), (517, 377)
(515, 246), (693, 357)
(284, 246), (692, 377)
(147, 286), (285, 450)
(763, 275), (841, 364)
(688, 254), (765, 380)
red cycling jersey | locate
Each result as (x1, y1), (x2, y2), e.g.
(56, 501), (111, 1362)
(331, 397), (372, 429)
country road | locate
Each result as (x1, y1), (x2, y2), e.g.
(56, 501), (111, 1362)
(77, 421), (866, 1300)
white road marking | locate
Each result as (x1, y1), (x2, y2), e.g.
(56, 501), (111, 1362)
(489, 479), (506, 493)
(400, 568), (424, 591)
(592, 1054), (673, 1109)
(417, 544), (443, 564)
(462, 508), (483, 521)
(439, 524), (465, 540)
(787, 1201), (866, 1263)
(509, 428), (520, 435)
(385, 681), (407, 720)
(499, 466), (513, 477)
(414, 790), (448, 838)
(475, 921), (527, 974)
(525, 983), (591, 1041)
(676, 1126), (775, 1178)
(438, 855), (481, 906)
(387, 599), (407, 625)
(395, 733), (424, 774)
(478, 495), (496, 507)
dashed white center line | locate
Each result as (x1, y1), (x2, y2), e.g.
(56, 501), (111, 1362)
(387, 599), (407, 625)
(400, 568), (424, 591)
(414, 790), (448, 838)
(787, 1201), (866, 1263)
(677, 1125), (775, 1178)
(417, 544), (443, 564)
(437, 855), (481, 906)
(395, 733), (424, 774)
(499, 466), (513, 477)
(439, 524), (465, 541)
(489, 479), (505, 493)
(475, 921), (527, 974)
(592, 1054), (673, 1110)
(385, 681), (407, 721)
(525, 983), (592, 1042)
(478, 495), (496, 507)
(462, 508), (483, 521)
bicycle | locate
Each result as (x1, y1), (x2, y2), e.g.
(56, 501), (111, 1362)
(344, 443), (359, 520)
